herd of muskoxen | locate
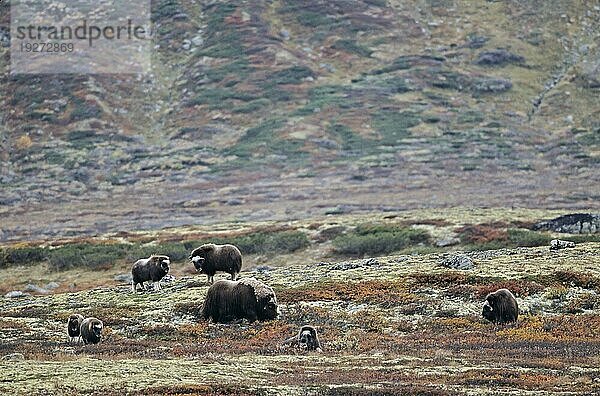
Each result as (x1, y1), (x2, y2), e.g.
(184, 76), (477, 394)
(66, 243), (518, 349)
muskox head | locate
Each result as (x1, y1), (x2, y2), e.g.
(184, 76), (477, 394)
(68, 314), (83, 334)
(189, 244), (214, 272)
(151, 255), (170, 273)
(482, 302), (494, 322)
(298, 325), (319, 350)
(258, 295), (279, 321)
(92, 321), (103, 339)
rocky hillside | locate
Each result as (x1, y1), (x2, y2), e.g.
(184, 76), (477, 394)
(2, 240), (600, 395)
(0, 0), (599, 241)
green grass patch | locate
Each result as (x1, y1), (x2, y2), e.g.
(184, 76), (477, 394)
(372, 110), (420, 144)
(332, 39), (372, 57)
(0, 229), (310, 270)
(186, 88), (257, 108)
(232, 98), (271, 114)
(296, 11), (331, 27)
(332, 223), (431, 256)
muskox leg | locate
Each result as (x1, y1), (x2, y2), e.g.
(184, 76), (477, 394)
(132, 281), (136, 293)
(230, 272), (237, 281)
(154, 281), (161, 291)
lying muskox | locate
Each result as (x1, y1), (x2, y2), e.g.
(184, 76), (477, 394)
(201, 278), (278, 323)
(482, 289), (519, 324)
(131, 255), (171, 292)
(80, 317), (104, 345)
(189, 243), (242, 284)
(67, 314), (84, 343)
(283, 325), (322, 352)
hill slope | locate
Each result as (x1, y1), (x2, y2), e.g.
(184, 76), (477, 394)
(0, 0), (599, 241)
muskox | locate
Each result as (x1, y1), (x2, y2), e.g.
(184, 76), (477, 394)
(80, 317), (103, 345)
(482, 289), (519, 324)
(189, 243), (242, 284)
(201, 278), (278, 323)
(67, 314), (84, 343)
(283, 325), (322, 352)
(131, 255), (170, 292)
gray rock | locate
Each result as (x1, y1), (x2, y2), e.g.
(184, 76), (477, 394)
(473, 78), (512, 93)
(23, 284), (49, 294)
(279, 29), (290, 40)
(114, 273), (133, 283)
(1, 353), (25, 361)
(466, 35), (489, 49)
(534, 213), (600, 234)
(4, 291), (28, 298)
(331, 258), (380, 271)
(311, 138), (340, 150)
(550, 239), (576, 250)
(182, 40), (192, 51)
(436, 237), (461, 247)
(172, 12), (189, 21)
(475, 49), (525, 66)
(45, 282), (60, 290)
(191, 35), (204, 46)
(440, 255), (475, 270)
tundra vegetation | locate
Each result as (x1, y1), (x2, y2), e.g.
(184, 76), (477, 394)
(1, 209), (600, 394)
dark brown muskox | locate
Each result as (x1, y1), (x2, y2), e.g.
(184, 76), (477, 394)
(67, 314), (84, 343)
(189, 243), (242, 284)
(131, 255), (170, 292)
(201, 278), (278, 323)
(80, 317), (103, 345)
(482, 289), (519, 324)
(283, 325), (322, 352)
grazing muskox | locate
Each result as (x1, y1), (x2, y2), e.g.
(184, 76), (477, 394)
(67, 314), (84, 343)
(283, 325), (322, 352)
(131, 255), (170, 292)
(201, 278), (278, 323)
(80, 317), (103, 345)
(189, 243), (242, 284)
(482, 289), (519, 324)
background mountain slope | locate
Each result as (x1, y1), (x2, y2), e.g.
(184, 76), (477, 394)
(0, 0), (598, 241)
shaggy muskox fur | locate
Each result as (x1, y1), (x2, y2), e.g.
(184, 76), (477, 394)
(482, 289), (519, 324)
(189, 243), (242, 284)
(131, 255), (170, 292)
(283, 325), (322, 352)
(201, 278), (278, 323)
(80, 317), (103, 345)
(67, 314), (84, 343)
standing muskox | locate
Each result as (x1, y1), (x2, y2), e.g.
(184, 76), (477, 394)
(67, 314), (84, 343)
(131, 255), (171, 292)
(283, 325), (322, 352)
(80, 317), (104, 345)
(482, 289), (519, 324)
(189, 243), (242, 284)
(201, 278), (278, 323)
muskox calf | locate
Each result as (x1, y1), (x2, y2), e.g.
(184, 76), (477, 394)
(131, 255), (170, 292)
(80, 317), (103, 345)
(482, 288), (519, 324)
(189, 243), (242, 284)
(67, 314), (84, 343)
(202, 278), (278, 323)
(283, 325), (322, 352)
